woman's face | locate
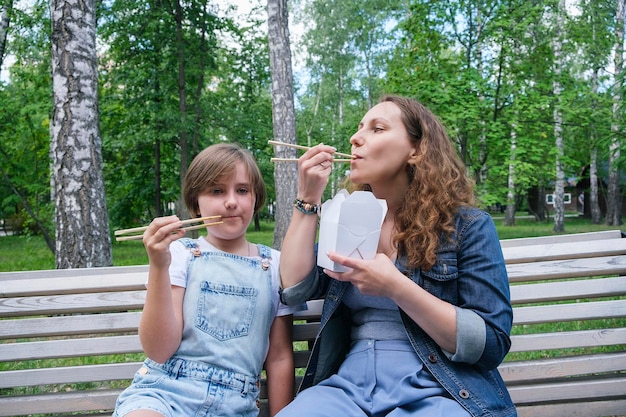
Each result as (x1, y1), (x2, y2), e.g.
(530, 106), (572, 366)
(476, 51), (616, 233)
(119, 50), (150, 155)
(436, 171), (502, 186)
(349, 101), (417, 189)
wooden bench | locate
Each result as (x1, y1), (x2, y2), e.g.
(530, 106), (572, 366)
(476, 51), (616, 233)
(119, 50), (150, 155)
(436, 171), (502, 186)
(1, 230), (625, 417)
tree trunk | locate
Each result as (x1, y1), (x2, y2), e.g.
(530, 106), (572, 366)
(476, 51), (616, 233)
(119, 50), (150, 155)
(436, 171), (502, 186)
(607, 0), (624, 226)
(0, 1), (13, 68)
(155, 139), (162, 217)
(176, 0), (190, 220)
(191, 1), (209, 157)
(504, 122), (516, 226)
(476, 7), (488, 191)
(590, 68), (602, 224)
(528, 186), (547, 222)
(305, 79), (323, 147)
(267, 0), (297, 250)
(552, 0), (565, 233)
(50, 0), (112, 268)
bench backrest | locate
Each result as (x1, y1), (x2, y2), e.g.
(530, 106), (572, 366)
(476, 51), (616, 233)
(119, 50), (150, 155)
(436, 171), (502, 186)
(1, 231), (625, 417)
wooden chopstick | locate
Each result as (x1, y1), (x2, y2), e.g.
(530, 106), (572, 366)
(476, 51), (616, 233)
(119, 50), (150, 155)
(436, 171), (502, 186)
(268, 140), (354, 159)
(115, 221), (223, 241)
(271, 158), (352, 163)
(114, 215), (222, 241)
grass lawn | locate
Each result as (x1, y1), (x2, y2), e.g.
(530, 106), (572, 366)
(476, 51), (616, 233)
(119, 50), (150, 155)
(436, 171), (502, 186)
(1, 214), (622, 272)
(490, 213), (623, 239)
(0, 220), (276, 272)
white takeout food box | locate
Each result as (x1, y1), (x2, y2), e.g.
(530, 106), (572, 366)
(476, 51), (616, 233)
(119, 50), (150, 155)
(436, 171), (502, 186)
(317, 189), (388, 272)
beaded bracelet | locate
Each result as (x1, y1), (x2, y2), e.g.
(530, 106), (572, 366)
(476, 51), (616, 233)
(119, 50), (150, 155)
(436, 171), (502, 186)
(294, 198), (321, 215)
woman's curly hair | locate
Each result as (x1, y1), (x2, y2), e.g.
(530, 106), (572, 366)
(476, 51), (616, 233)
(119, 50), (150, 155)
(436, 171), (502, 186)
(350, 95), (476, 271)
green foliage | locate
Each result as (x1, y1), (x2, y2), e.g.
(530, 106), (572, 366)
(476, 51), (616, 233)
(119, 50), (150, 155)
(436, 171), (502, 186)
(0, 0), (624, 247)
(0, 1), (53, 237)
(100, 0), (216, 227)
(96, 1), (278, 231)
(383, 0), (624, 212)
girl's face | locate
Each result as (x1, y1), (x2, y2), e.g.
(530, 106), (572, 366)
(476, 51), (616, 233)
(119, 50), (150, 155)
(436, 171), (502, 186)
(349, 101), (417, 190)
(197, 162), (255, 244)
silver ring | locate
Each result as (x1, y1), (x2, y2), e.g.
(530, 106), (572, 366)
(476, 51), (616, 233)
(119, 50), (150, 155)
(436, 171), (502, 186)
(319, 161), (327, 168)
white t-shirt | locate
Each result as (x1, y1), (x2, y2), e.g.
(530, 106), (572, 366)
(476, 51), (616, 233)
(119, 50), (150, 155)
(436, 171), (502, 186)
(167, 237), (300, 317)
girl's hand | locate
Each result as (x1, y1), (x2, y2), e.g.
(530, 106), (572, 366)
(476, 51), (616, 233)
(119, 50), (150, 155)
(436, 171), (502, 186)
(323, 252), (405, 299)
(296, 144), (338, 203)
(142, 215), (185, 269)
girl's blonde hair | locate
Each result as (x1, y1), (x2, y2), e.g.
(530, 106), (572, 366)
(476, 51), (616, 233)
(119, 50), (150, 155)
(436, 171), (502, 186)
(183, 143), (266, 217)
(350, 95), (476, 270)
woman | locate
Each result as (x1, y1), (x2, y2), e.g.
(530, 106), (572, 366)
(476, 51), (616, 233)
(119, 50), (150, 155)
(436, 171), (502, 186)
(278, 95), (516, 416)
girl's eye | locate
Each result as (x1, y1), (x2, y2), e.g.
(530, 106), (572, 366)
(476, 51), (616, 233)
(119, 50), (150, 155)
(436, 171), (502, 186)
(373, 126), (384, 132)
(209, 188), (223, 195)
(237, 188), (250, 194)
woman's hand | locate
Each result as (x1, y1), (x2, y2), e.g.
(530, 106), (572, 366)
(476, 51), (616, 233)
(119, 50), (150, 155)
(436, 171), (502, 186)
(296, 144), (339, 203)
(325, 250), (458, 353)
(323, 252), (405, 299)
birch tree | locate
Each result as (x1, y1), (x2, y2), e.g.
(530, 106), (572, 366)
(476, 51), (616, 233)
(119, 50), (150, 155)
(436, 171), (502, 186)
(504, 120), (517, 226)
(572, 0), (616, 223)
(0, 0), (12, 68)
(607, 0), (624, 226)
(50, 0), (112, 268)
(590, 70), (603, 223)
(552, 0), (566, 232)
(267, 0), (297, 249)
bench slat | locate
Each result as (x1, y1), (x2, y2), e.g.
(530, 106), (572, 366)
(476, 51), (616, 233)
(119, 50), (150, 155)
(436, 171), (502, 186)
(0, 389), (122, 416)
(508, 375), (626, 405)
(293, 299), (324, 320)
(502, 238), (626, 264)
(499, 229), (623, 248)
(0, 335), (142, 362)
(294, 350), (313, 368)
(509, 276), (626, 304)
(0, 362), (143, 389)
(512, 299), (626, 325)
(510, 327), (626, 352)
(0, 265), (148, 281)
(499, 352), (626, 383)
(291, 322), (319, 341)
(516, 399), (626, 417)
(506, 255), (626, 283)
(0, 290), (146, 317)
(0, 311), (142, 339)
(0, 271), (146, 297)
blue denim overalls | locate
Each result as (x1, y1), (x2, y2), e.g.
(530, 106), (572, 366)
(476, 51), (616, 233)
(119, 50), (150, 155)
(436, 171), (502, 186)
(114, 239), (274, 417)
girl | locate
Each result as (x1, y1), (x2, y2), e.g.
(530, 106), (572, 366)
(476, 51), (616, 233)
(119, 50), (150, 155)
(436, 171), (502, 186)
(114, 143), (298, 417)
(277, 95), (516, 417)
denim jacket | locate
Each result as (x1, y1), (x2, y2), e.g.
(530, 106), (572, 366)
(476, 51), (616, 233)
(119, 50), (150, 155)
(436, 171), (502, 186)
(280, 207), (517, 417)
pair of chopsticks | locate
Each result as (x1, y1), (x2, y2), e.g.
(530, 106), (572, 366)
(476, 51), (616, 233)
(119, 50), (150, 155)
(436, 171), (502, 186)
(114, 216), (223, 241)
(268, 140), (354, 163)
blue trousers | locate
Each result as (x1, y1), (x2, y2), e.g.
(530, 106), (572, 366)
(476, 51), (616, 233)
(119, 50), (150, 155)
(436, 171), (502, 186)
(278, 340), (471, 417)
